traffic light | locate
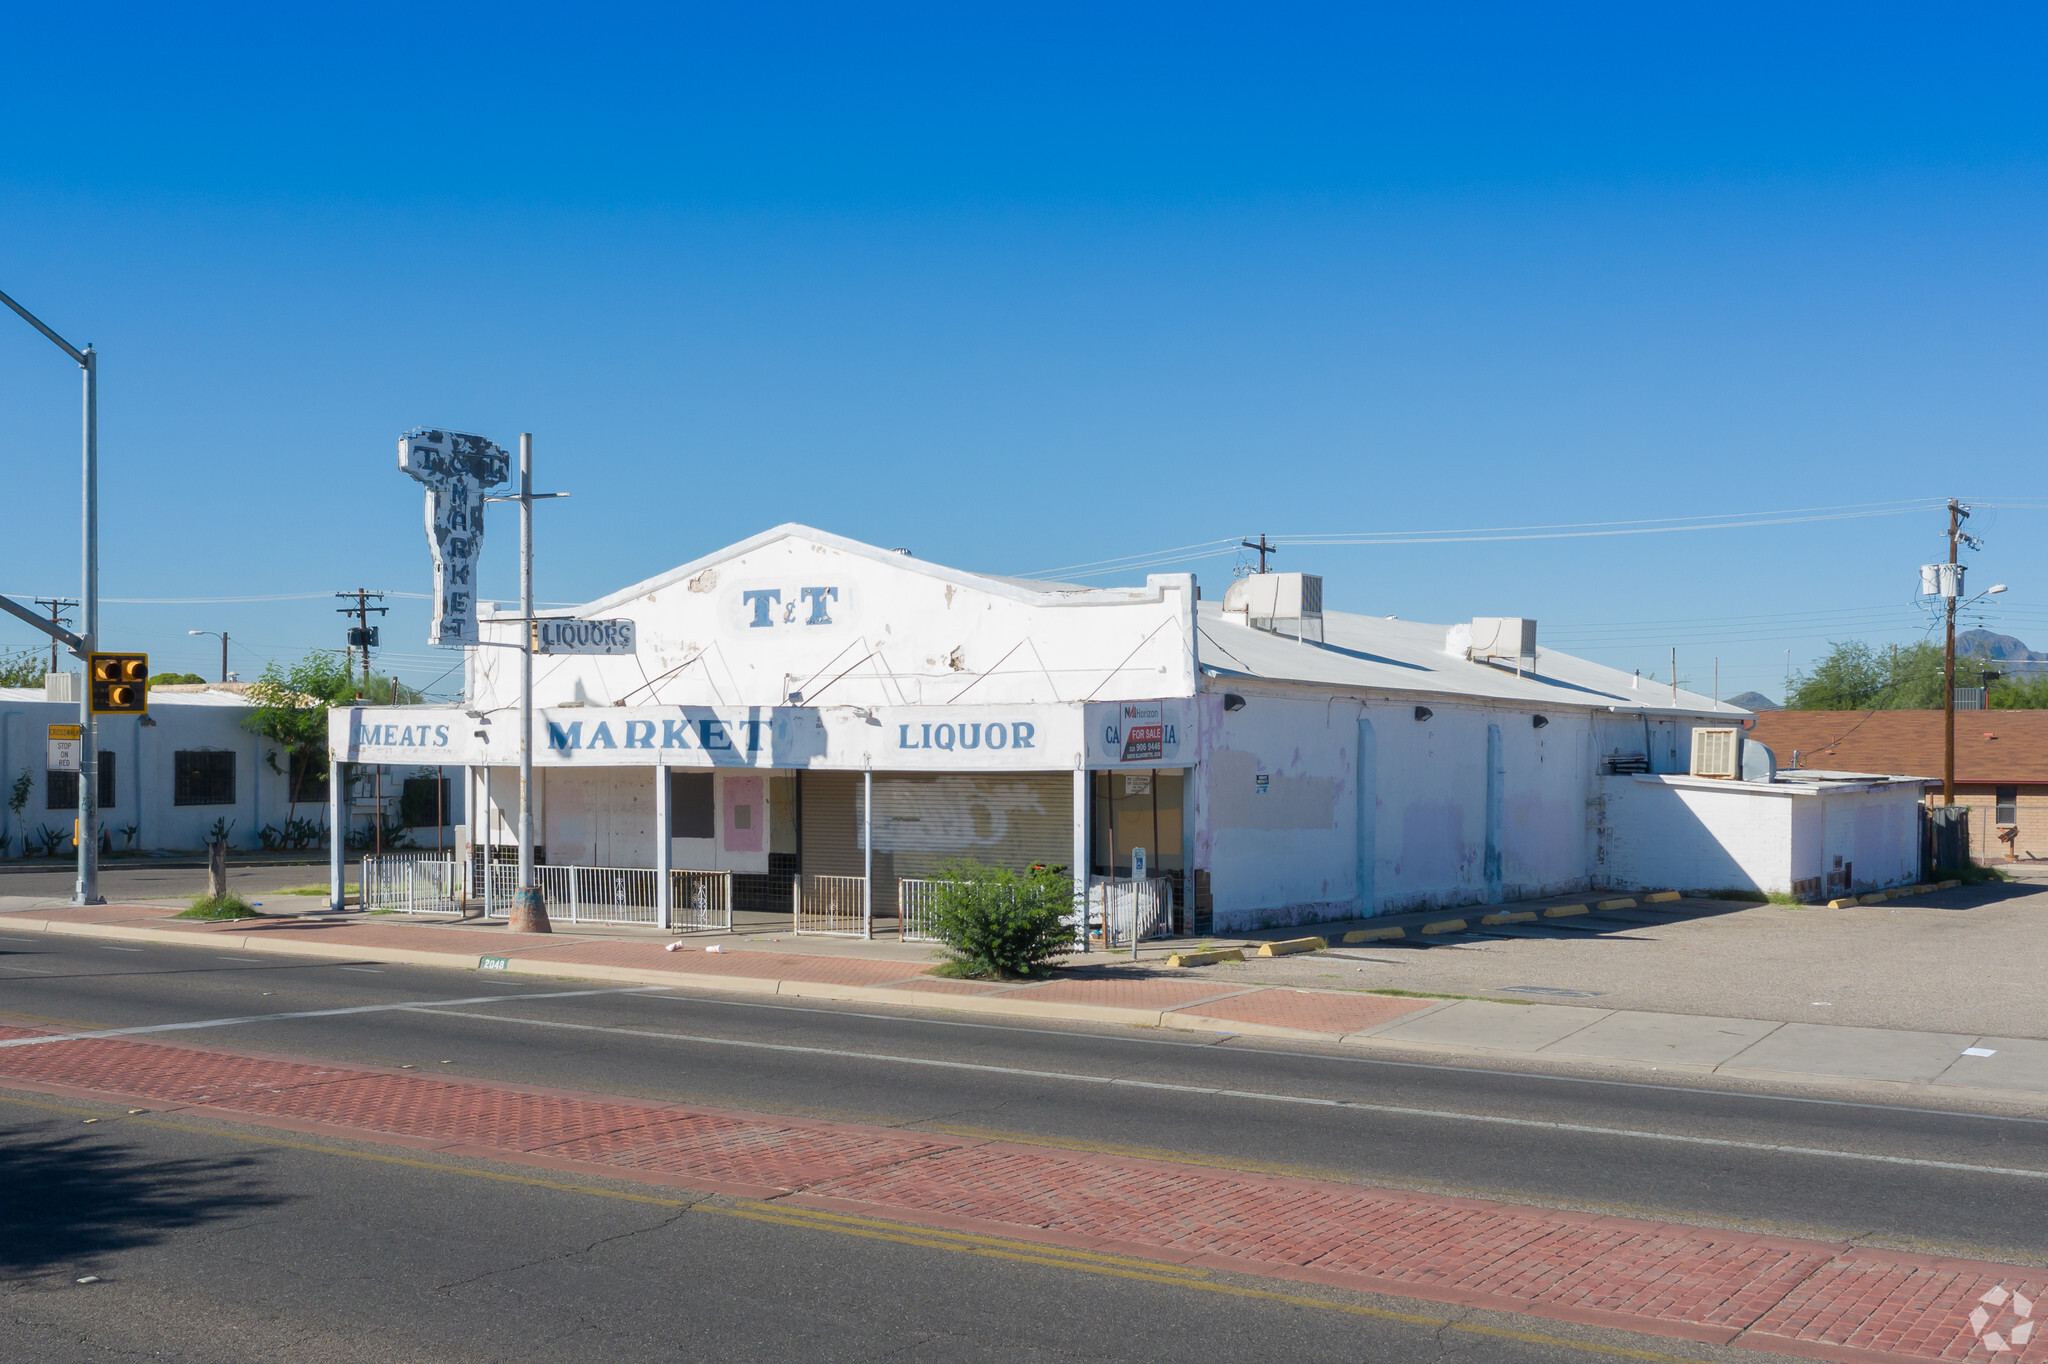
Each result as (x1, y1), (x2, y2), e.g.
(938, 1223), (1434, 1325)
(89, 653), (149, 715)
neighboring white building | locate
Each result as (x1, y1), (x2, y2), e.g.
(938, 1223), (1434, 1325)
(0, 680), (461, 856)
(328, 524), (1932, 929)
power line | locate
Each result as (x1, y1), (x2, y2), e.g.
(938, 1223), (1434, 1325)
(1026, 498), (1951, 580)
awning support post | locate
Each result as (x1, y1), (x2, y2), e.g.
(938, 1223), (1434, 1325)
(655, 764), (672, 930)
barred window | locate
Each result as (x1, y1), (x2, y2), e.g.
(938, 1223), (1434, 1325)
(174, 750), (236, 806)
(46, 752), (115, 810)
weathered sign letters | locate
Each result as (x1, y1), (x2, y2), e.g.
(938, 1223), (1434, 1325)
(397, 428), (510, 646)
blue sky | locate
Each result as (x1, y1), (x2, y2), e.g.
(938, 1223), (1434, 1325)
(2, 3), (2044, 699)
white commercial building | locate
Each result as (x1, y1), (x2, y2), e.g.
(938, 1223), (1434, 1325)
(1, 681), (311, 856)
(329, 525), (1931, 930)
(0, 679), (461, 859)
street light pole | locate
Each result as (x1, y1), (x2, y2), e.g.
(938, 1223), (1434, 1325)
(189, 630), (229, 683)
(518, 433), (536, 904)
(0, 286), (102, 904)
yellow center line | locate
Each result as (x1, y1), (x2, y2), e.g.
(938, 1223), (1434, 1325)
(0, 1090), (1720, 1363)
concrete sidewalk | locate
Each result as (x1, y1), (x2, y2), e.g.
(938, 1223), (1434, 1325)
(5, 897), (2045, 1106)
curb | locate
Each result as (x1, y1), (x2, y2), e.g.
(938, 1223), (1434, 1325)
(1256, 937), (1327, 957)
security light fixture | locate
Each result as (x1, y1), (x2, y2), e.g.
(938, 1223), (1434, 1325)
(1532, 715), (1549, 729)
(1413, 706), (1433, 722)
(1222, 694), (1246, 712)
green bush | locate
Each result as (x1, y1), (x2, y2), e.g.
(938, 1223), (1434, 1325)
(923, 859), (1076, 979)
(178, 893), (260, 920)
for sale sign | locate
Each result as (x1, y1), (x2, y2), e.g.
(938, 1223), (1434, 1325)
(1119, 702), (1165, 762)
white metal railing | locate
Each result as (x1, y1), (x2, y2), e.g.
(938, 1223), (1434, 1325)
(793, 873), (869, 938)
(897, 877), (951, 943)
(360, 854), (464, 914)
(1085, 876), (1174, 948)
(463, 860), (730, 930)
(671, 870), (734, 932)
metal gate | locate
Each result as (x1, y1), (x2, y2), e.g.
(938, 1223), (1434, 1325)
(1086, 876), (1174, 948)
(897, 877), (950, 943)
(671, 870), (733, 932)
(793, 873), (869, 938)
(360, 854), (463, 914)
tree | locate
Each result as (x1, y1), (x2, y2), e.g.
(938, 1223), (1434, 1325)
(1789, 639), (2006, 710)
(0, 649), (46, 688)
(148, 671), (209, 687)
(1788, 642), (1888, 710)
(241, 652), (357, 817)
(1991, 672), (2048, 708)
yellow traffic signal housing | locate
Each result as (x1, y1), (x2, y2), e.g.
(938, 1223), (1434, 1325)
(89, 652), (149, 715)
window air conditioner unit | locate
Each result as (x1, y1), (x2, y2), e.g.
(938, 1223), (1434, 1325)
(1690, 727), (1741, 779)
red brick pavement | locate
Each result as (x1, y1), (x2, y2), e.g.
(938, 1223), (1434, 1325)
(0, 1025), (2039, 1360)
(514, 940), (927, 986)
(999, 977), (1253, 1009)
(883, 978), (1013, 995)
(1170, 988), (1436, 1035)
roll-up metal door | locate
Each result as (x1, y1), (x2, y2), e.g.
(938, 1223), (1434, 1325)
(858, 772), (1073, 918)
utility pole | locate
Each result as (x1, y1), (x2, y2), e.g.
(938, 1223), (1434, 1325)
(336, 589), (388, 688)
(33, 597), (76, 675)
(1240, 534), (1279, 574)
(1943, 499), (1965, 807)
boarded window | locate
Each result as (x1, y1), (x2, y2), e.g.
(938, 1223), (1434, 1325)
(46, 752), (115, 810)
(174, 750), (236, 806)
(669, 771), (714, 839)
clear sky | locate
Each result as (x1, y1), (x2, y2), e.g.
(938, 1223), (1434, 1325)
(3, 3), (2044, 700)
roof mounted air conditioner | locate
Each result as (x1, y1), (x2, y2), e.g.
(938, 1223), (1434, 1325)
(1221, 573), (1324, 642)
(1466, 617), (1537, 675)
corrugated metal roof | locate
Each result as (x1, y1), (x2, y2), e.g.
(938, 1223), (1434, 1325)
(1196, 603), (1745, 716)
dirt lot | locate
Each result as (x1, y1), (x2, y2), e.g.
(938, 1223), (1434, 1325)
(1165, 877), (2048, 1039)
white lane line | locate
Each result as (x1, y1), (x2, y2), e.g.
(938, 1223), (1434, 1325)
(0, 936), (39, 943)
(621, 993), (2048, 1129)
(337, 967), (383, 974)
(0, 986), (669, 1050)
(0, 964), (54, 974)
(217, 957), (264, 963)
(101, 947), (145, 953)
(409, 1006), (2048, 1182)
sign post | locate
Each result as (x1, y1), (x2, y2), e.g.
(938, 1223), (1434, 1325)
(399, 426), (578, 931)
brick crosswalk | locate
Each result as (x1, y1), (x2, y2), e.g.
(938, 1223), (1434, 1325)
(0, 1021), (2039, 1360)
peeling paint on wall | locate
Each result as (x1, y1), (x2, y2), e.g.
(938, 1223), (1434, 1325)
(1207, 747), (1337, 831)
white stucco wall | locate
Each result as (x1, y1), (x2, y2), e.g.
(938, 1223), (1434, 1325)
(1196, 688), (1597, 932)
(0, 690), (320, 853)
(1596, 774), (1926, 895)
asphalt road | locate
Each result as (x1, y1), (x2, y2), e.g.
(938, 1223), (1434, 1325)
(0, 859), (337, 904)
(2, 928), (2045, 1361)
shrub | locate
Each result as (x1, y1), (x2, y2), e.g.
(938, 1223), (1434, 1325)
(923, 859), (1076, 979)
(178, 893), (259, 920)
